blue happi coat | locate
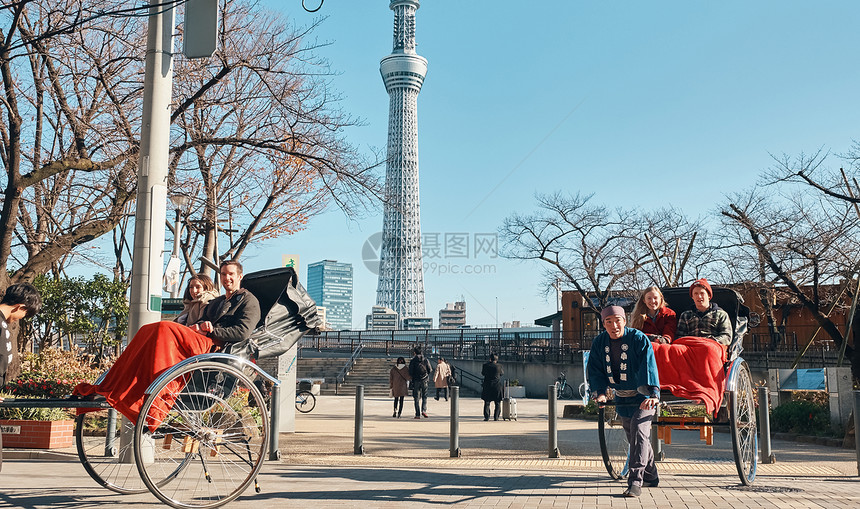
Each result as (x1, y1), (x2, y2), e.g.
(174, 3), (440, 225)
(586, 327), (660, 417)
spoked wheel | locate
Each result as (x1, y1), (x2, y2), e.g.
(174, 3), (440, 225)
(559, 384), (574, 400)
(134, 361), (269, 509)
(295, 390), (316, 413)
(729, 360), (758, 485)
(597, 404), (629, 480)
(76, 406), (147, 494)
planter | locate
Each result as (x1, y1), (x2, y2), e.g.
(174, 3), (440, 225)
(0, 419), (75, 449)
(506, 386), (526, 398)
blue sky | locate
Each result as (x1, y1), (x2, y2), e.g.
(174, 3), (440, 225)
(237, 0), (860, 329)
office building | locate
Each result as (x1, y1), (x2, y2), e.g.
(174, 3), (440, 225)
(366, 306), (398, 330)
(307, 260), (353, 330)
(439, 301), (466, 329)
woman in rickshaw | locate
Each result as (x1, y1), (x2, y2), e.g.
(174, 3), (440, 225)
(629, 286), (677, 344)
(74, 260), (260, 423)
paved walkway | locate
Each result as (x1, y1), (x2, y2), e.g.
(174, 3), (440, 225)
(2, 395), (858, 508)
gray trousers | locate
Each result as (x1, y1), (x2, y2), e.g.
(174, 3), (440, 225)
(620, 407), (658, 487)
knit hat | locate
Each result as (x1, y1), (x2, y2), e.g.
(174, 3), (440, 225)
(600, 305), (626, 320)
(689, 278), (713, 299)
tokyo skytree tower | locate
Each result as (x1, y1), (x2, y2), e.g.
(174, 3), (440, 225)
(376, 0), (427, 322)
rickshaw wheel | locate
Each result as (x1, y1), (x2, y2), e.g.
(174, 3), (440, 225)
(729, 360), (757, 485)
(597, 404), (629, 480)
(134, 361), (269, 509)
(76, 406), (148, 494)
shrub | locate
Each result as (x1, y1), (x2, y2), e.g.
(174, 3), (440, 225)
(2, 348), (104, 399)
(770, 399), (832, 436)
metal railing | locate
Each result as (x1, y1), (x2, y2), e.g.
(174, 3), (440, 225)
(300, 328), (591, 363)
(450, 364), (483, 395)
(334, 343), (364, 395)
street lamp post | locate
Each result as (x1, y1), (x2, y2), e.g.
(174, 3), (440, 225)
(166, 195), (191, 298)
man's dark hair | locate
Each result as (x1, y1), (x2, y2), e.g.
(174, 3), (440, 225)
(489, 353), (498, 362)
(413, 345), (422, 355)
(1, 283), (42, 318)
(221, 259), (244, 276)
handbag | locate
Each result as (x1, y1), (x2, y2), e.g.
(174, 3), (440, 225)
(446, 375), (456, 386)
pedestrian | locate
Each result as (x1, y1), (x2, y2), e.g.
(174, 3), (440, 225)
(481, 353), (504, 421)
(0, 283), (43, 391)
(408, 345), (432, 418)
(0, 282), (43, 472)
(389, 356), (411, 418)
(586, 306), (660, 497)
(433, 357), (452, 401)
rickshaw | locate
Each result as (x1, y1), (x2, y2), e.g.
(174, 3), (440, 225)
(593, 286), (758, 485)
(1, 266), (320, 508)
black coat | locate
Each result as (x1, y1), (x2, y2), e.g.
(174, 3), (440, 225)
(198, 289), (261, 344)
(481, 361), (504, 402)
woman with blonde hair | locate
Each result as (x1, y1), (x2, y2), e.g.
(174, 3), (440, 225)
(630, 286), (677, 344)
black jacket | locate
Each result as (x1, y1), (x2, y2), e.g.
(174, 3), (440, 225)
(198, 289), (261, 344)
(481, 361), (504, 402)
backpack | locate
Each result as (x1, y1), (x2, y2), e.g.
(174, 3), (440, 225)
(411, 355), (430, 381)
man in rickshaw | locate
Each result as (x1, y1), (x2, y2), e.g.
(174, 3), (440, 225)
(587, 305), (660, 497)
(74, 260), (260, 423)
(676, 278), (732, 346)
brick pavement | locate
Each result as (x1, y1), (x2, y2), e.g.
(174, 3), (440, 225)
(1, 394), (858, 508)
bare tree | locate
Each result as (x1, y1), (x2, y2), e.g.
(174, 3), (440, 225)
(0, 1), (381, 379)
(721, 184), (860, 374)
(500, 192), (652, 316)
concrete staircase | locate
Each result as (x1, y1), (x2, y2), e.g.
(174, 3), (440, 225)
(297, 357), (393, 396)
(335, 357), (393, 397)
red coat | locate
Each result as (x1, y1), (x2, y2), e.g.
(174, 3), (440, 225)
(641, 306), (678, 342)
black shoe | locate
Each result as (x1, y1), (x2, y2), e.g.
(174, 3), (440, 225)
(393, 412), (397, 418)
(622, 486), (641, 497)
(643, 478), (659, 488)
(483, 417), (489, 421)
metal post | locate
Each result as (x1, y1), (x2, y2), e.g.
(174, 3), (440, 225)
(354, 385), (365, 455)
(758, 387), (775, 464)
(450, 386), (461, 457)
(651, 423), (663, 461)
(548, 384), (560, 458)
(127, 1), (176, 340)
(268, 383), (281, 460)
(104, 408), (117, 457)
(854, 391), (860, 476)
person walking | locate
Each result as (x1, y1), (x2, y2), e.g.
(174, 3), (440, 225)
(481, 353), (504, 421)
(408, 345), (433, 418)
(586, 306), (660, 497)
(433, 357), (452, 401)
(389, 356), (411, 418)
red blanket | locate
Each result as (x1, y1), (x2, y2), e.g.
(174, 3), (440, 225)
(651, 336), (727, 416)
(75, 321), (214, 425)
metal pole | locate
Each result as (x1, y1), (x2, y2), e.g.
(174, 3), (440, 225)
(268, 383), (281, 461)
(854, 391), (860, 476)
(354, 385), (365, 455)
(548, 384), (560, 458)
(758, 387), (775, 464)
(127, 2), (175, 340)
(104, 408), (117, 457)
(450, 386), (461, 457)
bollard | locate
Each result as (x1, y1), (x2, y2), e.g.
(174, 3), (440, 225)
(450, 386), (461, 457)
(548, 385), (560, 458)
(758, 387), (775, 464)
(854, 391), (860, 476)
(104, 407), (117, 457)
(651, 423), (663, 461)
(354, 385), (365, 455)
(269, 383), (281, 461)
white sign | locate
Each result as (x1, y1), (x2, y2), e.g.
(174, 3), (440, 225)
(1, 424), (21, 434)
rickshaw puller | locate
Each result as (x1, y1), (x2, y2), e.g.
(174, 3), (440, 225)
(587, 305), (660, 497)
